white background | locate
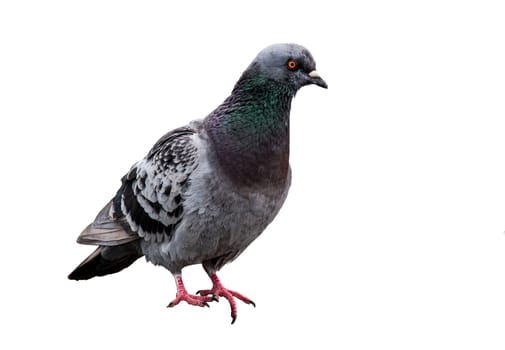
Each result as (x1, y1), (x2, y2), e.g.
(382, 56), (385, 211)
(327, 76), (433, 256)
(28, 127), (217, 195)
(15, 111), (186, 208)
(1, 0), (505, 348)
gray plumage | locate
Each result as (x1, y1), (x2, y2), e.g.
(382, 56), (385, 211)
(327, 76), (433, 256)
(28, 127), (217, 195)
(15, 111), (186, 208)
(69, 43), (327, 322)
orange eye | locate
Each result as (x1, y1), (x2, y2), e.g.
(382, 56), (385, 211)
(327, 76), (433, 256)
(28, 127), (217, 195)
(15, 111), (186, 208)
(287, 59), (298, 70)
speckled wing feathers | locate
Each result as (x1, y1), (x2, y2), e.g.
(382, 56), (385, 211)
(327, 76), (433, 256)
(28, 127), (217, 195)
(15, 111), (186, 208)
(76, 125), (200, 246)
(118, 125), (199, 243)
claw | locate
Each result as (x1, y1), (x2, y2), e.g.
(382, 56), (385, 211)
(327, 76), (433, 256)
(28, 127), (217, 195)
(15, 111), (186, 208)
(196, 290), (219, 302)
(180, 270), (256, 323)
(200, 271), (256, 324)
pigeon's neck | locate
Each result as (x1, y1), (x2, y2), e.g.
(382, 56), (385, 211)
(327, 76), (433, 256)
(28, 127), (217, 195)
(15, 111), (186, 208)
(204, 74), (294, 189)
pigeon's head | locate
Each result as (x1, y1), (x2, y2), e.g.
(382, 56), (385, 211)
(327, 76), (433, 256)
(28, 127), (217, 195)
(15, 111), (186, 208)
(247, 43), (328, 92)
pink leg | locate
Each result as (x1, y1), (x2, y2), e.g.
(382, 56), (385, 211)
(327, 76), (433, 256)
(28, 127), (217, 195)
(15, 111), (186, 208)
(197, 270), (255, 324)
(167, 274), (213, 308)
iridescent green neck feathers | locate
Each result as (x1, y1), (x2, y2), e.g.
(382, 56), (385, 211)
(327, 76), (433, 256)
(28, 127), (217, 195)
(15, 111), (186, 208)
(204, 72), (293, 188)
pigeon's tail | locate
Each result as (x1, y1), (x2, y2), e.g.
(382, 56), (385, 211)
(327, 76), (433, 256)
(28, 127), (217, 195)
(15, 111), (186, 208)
(68, 242), (142, 281)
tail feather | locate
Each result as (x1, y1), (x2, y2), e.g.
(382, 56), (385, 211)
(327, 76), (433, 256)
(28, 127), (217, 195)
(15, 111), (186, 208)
(68, 242), (142, 281)
(77, 201), (137, 246)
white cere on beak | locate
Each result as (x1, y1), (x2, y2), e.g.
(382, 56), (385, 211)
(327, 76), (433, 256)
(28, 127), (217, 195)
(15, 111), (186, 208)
(308, 70), (321, 78)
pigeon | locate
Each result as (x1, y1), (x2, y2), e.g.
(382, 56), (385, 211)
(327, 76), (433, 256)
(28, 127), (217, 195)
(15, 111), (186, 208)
(69, 43), (327, 324)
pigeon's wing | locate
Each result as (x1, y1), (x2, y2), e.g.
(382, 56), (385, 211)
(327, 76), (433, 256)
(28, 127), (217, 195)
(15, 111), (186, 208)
(76, 124), (200, 245)
(118, 125), (199, 243)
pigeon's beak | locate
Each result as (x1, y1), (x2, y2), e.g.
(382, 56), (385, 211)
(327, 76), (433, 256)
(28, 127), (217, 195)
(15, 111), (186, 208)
(308, 70), (328, 89)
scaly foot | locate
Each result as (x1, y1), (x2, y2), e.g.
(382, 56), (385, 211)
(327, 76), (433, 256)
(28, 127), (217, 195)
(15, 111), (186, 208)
(197, 272), (255, 324)
(168, 275), (213, 308)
